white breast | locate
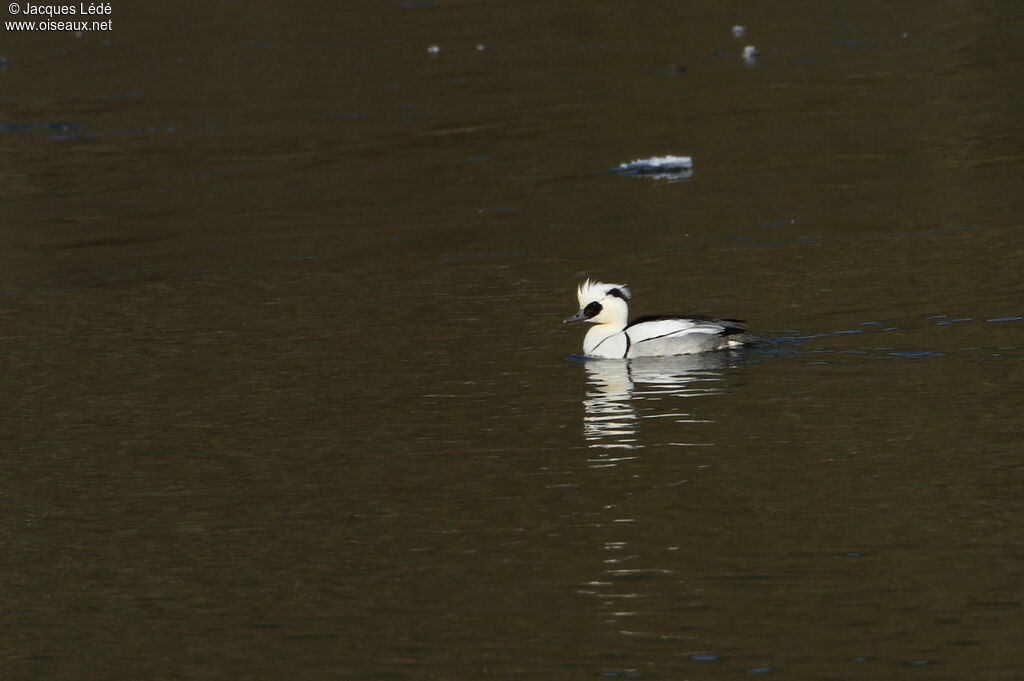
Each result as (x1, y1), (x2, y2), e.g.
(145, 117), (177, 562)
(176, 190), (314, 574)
(584, 330), (629, 358)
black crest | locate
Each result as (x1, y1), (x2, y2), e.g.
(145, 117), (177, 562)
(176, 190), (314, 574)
(607, 287), (630, 301)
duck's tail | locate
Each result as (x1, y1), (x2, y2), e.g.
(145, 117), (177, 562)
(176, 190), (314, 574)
(722, 325), (769, 348)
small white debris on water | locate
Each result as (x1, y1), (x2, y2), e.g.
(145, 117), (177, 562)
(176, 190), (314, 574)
(427, 45), (440, 54)
(476, 44), (487, 51)
(742, 45), (759, 65)
(614, 155), (694, 181)
(618, 155), (693, 171)
(732, 25), (746, 38)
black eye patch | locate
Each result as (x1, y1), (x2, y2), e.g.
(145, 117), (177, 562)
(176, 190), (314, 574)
(583, 301), (603, 318)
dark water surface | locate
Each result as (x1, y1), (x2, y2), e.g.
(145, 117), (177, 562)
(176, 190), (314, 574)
(3, 1), (1022, 679)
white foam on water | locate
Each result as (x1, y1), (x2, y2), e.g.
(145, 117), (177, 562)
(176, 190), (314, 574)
(617, 155), (693, 171)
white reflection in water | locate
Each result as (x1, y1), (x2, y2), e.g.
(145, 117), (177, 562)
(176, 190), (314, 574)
(578, 354), (743, 644)
(582, 354), (732, 453)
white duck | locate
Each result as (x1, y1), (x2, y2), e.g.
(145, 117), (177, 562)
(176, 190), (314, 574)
(564, 279), (761, 358)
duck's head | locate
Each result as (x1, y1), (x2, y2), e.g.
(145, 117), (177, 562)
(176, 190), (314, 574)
(564, 279), (631, 326)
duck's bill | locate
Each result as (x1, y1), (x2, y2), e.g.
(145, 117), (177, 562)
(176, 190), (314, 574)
(563, 310), (587, 324)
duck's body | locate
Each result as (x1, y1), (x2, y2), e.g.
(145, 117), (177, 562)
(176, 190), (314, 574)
(565, 280), (761, 359)
(584, 313), (757, 359)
